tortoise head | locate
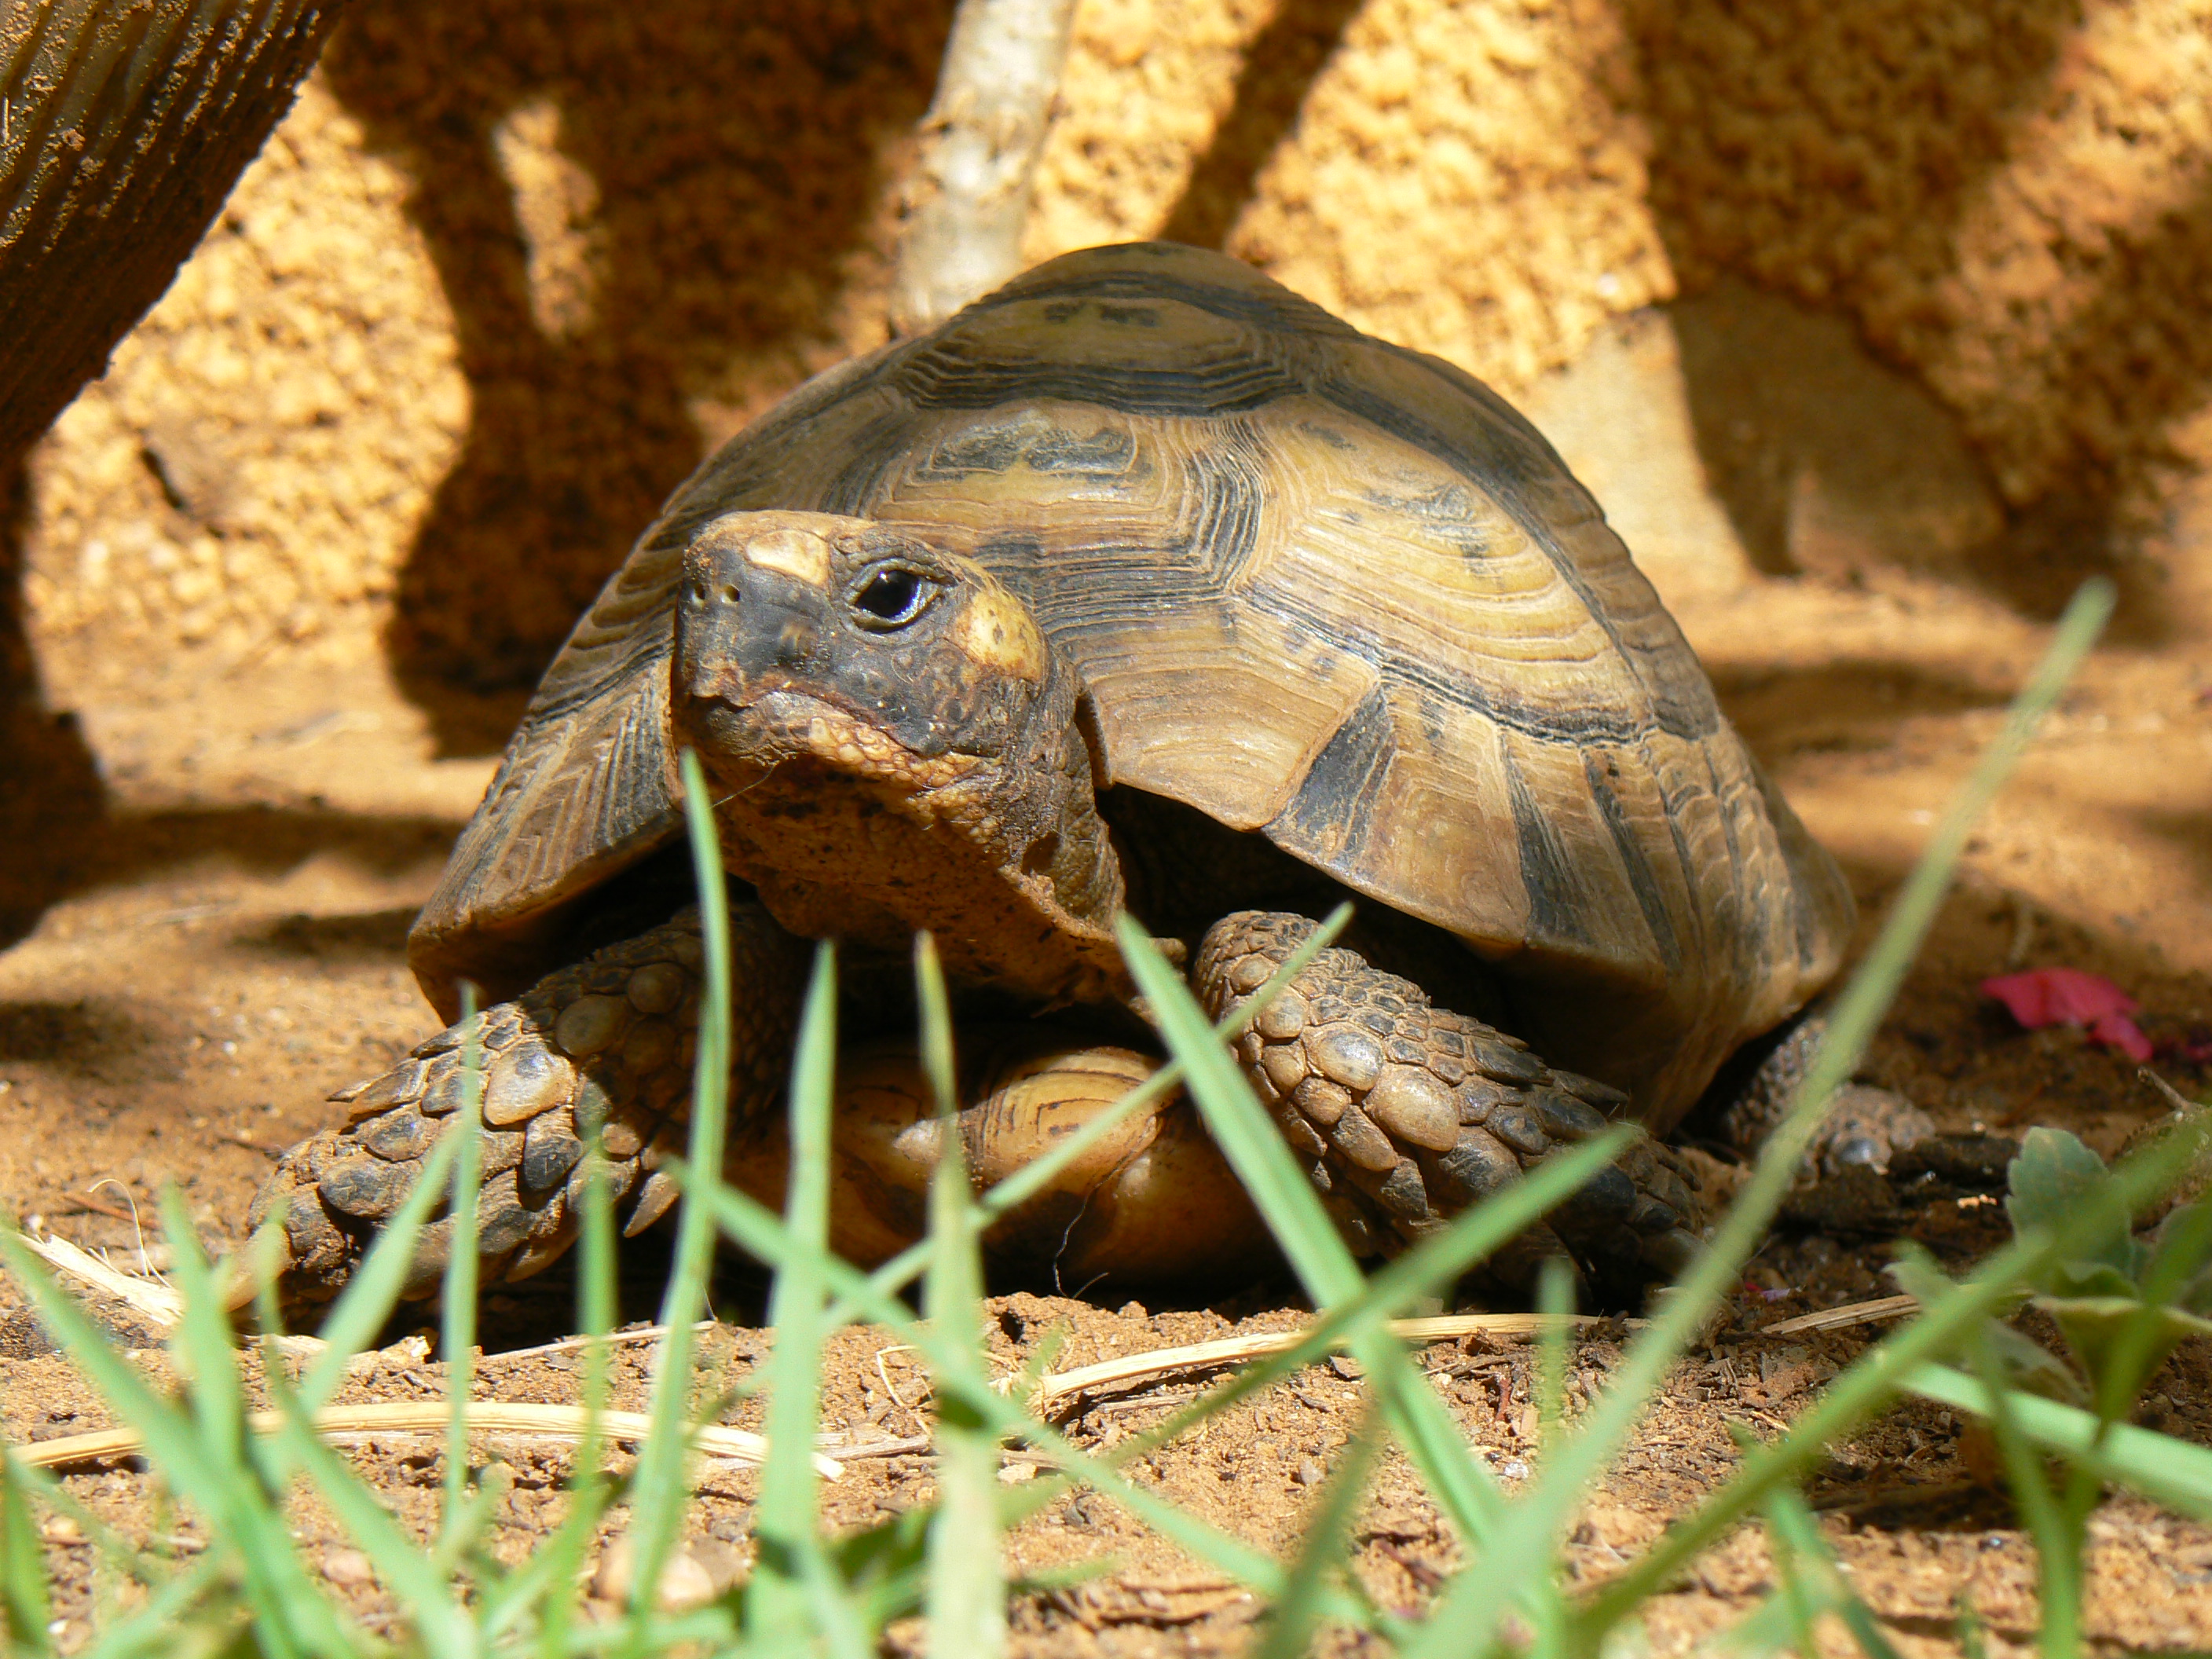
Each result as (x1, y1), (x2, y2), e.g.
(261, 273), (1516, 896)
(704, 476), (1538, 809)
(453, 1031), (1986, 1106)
(671, 509), (1129, 1003)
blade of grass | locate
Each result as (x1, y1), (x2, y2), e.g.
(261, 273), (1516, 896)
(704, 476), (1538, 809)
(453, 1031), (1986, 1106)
(0, 1445), (52, 1657)
(693, 1126), (1631, 1605)
(622, 749), (753, 1647)
(1421, 577), (2115, 1659)
(700, 1177), (1297, 1602)
(294, 1116), (468, 1413)
(744, 939), (848, 1647)
(1961, 1319), (2076, 1659)
(917, 933), (1005, 1659)
(1115, 915), (1514, 1556)
(1580, 1128), (2205, 1630)
(487, 1137), (621, 1651)
(1904, 1363), (2212, 1521)
(1251, 1414), (1384, 1659)
(440, 988), (485, 1548)
(1762, 1481), (1904, 1659)
(0, 1225), (339, 1659)
(821, 903), (1357, 1326)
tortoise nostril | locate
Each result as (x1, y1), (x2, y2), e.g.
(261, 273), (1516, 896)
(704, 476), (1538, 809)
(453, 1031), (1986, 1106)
(718, 584), (740, 605)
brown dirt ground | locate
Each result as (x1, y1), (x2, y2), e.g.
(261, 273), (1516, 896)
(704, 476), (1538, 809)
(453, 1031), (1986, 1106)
(8, 0), (2212, 1651)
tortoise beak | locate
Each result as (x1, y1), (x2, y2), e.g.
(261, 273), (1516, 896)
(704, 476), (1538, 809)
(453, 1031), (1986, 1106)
(674, 533), (828, 705)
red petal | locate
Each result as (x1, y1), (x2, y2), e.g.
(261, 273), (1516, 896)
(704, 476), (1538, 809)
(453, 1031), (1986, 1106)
(1980, 968), (2139, 1029)
(2089, 1012), (2155, 1064)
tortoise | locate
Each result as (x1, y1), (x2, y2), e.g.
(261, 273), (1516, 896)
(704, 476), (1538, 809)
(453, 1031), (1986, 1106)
(251, 240), (1886, 1307)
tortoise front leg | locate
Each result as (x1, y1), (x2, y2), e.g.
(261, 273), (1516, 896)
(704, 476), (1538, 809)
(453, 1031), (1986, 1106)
(1192, 911), (1705, 1294)
(249, 903), (807, 1309)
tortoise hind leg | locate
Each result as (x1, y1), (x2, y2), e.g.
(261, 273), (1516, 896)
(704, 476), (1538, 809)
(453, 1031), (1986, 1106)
(1193, 910), (1705, 1295)
(249, 903), (806, 1311)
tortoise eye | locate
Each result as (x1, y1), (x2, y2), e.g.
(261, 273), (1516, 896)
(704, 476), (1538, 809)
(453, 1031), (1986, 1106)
(850, 566), (936, 630)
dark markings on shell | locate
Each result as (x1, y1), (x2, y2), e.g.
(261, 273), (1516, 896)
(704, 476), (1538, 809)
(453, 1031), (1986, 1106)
(1583, 747), (1680, 972)
(1271, 683), (1396, 866)
(1500, 742), (1592, 950)
(896, 334), (1299, 417)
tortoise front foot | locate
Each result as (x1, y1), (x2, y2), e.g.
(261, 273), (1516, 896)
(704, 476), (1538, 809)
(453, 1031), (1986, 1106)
(250, 904), (804, 1313)
(1194, 911), (1705, 1295)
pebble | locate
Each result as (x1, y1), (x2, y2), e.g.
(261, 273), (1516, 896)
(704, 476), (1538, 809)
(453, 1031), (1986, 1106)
(321, 1548), (374, 1587)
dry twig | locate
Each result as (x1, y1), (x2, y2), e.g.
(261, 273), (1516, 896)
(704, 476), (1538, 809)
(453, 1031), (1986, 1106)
(891, 0), (1080, 332)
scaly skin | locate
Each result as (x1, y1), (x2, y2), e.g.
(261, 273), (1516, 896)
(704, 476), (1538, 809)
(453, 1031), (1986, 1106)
(1195, 910), (1707, 1290)
(248, 904), (805, 1306)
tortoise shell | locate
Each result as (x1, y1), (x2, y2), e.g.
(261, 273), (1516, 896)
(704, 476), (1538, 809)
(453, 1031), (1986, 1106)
(411, 242), (1851, 1126)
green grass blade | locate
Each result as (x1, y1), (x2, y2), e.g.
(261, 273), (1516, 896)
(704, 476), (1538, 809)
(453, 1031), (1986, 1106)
(1762, 1482), (1904, 1659)
(295, 1116), (467, 1413)
(1421, 577), (2115, 1659)
(1960, 1321), (2077, 1659)
(821, 904), (1357, 1325)
(699, 1178), (1299, 1604)
(494, 1138), (620, 1654)
(1094, 1132), (1629, 1474)
(620, 750), (749, 1646)
(916, 933), (1006, 1659)
(156, 1188), (249, 1502)
(1251, 1415), (1383, 1659)
(441, 989), (486, 1547)
(1905, 1363), (2212, 1520)
(745, 939), (841, 1645)
(1580, 1136), (2202, 1632)
(1114, 917), (1509, 1550)
(0, 1445), (53, 1657)
(0, 1226), (338, 1659)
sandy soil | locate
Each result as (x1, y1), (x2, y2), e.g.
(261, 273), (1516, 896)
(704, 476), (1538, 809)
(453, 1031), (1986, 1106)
(7, 0), (2212, 1649)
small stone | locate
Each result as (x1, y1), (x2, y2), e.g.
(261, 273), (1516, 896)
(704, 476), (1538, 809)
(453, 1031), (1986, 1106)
(1294, 1459), (1325, 1487)
(483, 1044), (572, 1126)
(591, 1536), (716, 1610)
(555, 995), (628, 1059)
(1330, 1105), (1399, 1172)
(1261, 1042), (1309, 1093)
(1252, 990), (1309, 1042)
(626, 962), (687, 1016)
(1308, 1025), (1384, 1091)
(997, 1461), (1040, 1485)
(1291, 1075), (1351, 1126)
(1363, 1066), (1460, 1151)
(321, 1547), (374, 1587)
